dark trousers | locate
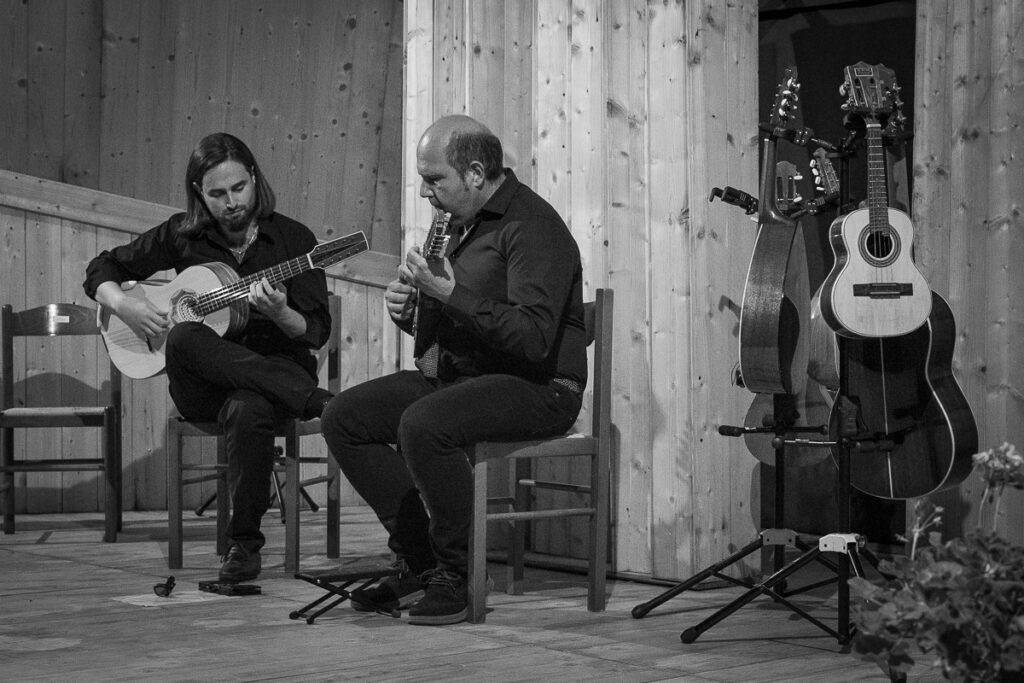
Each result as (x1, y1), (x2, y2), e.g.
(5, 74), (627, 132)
(321, 370), (582, 576)
(165, 322), (319, 552)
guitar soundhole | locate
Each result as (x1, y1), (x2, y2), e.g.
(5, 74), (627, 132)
(860, 226), (899, 267)
(170, 292), (203, 323)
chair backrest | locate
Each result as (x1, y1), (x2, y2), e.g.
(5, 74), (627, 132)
(586, 289), (613, 439)
(1, 303), (121, 411)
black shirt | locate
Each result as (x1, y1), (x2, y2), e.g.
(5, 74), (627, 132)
(83, 212), (331, 377)
(408, 170), (587, 389)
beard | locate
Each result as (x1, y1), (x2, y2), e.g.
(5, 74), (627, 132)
(217, 202), (257, 233)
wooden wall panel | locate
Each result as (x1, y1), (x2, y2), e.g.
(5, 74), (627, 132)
(914, 0), (1024, 543)
(3, 0), (403, 245)
(1, 0), (405, 515)
(405, 0), (759, 580)
(0, 169), (398, 512)
(0, 0), (30, 173)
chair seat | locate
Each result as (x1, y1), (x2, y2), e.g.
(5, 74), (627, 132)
(1, 406), (113, 428)
(174, 416), (323, 438)
(476, 434), (598, 459)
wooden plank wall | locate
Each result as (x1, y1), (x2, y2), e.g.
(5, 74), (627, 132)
(0, 0), (404, 513)
(404, 0), (761, 580)
(0, 169), (397, 513)
(0, 0), (403, 250)
(914, 0), (1024, 543)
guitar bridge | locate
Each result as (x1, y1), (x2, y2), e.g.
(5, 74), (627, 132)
(852, 282), (913, 299)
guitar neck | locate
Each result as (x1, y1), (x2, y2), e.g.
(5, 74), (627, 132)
(195, 254), (313, 316)
(866, 123), (890, 227)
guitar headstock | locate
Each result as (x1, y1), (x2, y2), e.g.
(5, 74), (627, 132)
(840, 61), (901, 125)
(310, 230), (369, 270)
(769, 66), (801, 133)
(774, 161), (803, 216)
(423, 210), (453, 261)
(809, 147), (840, 212)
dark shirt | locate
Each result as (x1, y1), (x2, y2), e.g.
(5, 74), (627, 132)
(409, 170), (587, 389)
(83, 212), (331, 377)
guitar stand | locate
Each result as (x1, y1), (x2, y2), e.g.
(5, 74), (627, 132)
(632, 396), (881, 646)
(289, 563), (401, 624)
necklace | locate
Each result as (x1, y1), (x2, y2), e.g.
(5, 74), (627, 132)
(228, 224), (259, 258)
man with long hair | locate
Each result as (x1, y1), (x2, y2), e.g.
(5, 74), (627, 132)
(84, 132), (333, 582)
(321, 115), (587, 625)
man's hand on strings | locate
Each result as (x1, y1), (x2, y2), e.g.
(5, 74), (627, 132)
(249, 278), (289, 320)
(399, 246), (455, 303)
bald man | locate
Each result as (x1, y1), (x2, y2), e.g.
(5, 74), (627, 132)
(321, 115), (587, 625)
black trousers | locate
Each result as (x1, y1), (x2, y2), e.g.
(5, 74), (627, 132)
(321, 370), (582, 576)
(165, 322), (318, 552)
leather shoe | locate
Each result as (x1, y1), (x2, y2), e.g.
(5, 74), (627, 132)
(218, 544), (261, 583)
(302, 388), (334, 421)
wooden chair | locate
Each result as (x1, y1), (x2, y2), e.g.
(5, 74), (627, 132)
(468, 288), (613, 623)
(167, 294), (342, 573)
(1, 303), (123, 542)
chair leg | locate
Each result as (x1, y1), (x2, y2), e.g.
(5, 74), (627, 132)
(327, 456), (340, 559)
(215, 437), (229, 556)
(284, 431), (300, 574)
(101, 406), (119, 543)
(167, 423), (184, 569)
(468, 458), (489, 623)
(507, 457), (530, 595)
(2, 426), (15, 534)
(588, 448), (610, 612)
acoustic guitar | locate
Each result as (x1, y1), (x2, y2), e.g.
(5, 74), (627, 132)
(99, 230), (368, 379)
(738, 66), (810, 396)
(828, 290), (977, 499)
(819, 62), (931, 338)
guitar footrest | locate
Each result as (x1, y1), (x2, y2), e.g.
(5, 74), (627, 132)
(290, 562), (400, 624)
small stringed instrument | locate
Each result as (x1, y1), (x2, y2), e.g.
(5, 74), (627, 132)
(819, 63), (931, 338)
(99, 230), (369, 379)
(738, 66), (810, 396)
(412, 209), (454, 363)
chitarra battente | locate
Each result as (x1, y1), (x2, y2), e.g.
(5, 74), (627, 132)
(99, 230), (368, 379)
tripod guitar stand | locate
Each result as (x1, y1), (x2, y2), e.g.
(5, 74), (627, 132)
(631, 389), (882, 645)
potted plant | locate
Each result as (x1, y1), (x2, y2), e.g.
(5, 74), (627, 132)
(849, 442), (1024, 682)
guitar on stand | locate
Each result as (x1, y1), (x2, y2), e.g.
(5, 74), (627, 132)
(818, 63), (931, 338)
(635, 70), (866, 644)
(818, 65), (977, 500)
(737, 66), (810, 397)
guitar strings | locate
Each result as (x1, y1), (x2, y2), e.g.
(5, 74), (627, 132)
(193, 242), (360, 315)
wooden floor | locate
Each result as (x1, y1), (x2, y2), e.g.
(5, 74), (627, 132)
(0, 509), (942, 682)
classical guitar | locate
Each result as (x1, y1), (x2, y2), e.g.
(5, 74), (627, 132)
(819, 62), (931, 338)
(738, 66), (810, 395)
(99, 230), (369, 379)
(829, 290), (977, 499)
